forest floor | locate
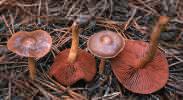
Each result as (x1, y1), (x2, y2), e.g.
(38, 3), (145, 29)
(0, 0), (183, 100)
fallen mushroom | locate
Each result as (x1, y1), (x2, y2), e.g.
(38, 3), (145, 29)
(7, 30), (52, 80)
(87, 30), (125, 74)
(49, 22), (96, 86)
(111, 16), (169, 94)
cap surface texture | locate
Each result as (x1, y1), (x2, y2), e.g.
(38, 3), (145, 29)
(7, 30), (52, 58)
(87, 31), (125, 58)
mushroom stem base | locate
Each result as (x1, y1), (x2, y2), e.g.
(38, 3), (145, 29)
(138, 46), (157, 69)
(28, 57), (36, 80)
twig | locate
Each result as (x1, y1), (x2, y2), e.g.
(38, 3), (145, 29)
(124, 8), (137, 30)
(46, 74), (87, 100)
(45, 0), (49, 24)
(8, 78), (11, 100)
(10, 14), (15, 33)
(169, 61), (183, 68)
(1, 15), (13, 35)
(136, 0), (159, 15)
(35, 79), (64, 94)
(37, 0), (42, 24)
(66, 0), (80, 17)
(29, 80), (60, 100)
(92, 92), (121, 100)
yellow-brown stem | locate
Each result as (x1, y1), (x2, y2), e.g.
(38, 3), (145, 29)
(99, 59), (105, 74)
(67, 22), (79, 63)
(138, 16), (169, 68)
(28, 57), (36, 80)
(98, 59), (106, 96)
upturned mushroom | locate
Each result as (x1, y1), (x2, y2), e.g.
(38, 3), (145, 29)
(87, 30), (125, 74)
(49, 22), (96, 86)
(111, 16), (169, 94)
(7, 30), (52, 80)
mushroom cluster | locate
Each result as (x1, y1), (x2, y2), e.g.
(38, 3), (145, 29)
(86, 16), (170, 94)
(48, 16), (169, 94)
(6, 15), (170, 95)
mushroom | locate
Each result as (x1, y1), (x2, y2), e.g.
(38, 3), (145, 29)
(7, 30), (52, 80)
(111, 16), (169, 94)
(49, 22), (96, 86)
(87, 30), (125, 74)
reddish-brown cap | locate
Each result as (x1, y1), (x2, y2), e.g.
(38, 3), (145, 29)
(111, 40), (169, 94)
(49, 49), (96, 86)
(7, 30), (52, 58)
(87, 31), (125, 58)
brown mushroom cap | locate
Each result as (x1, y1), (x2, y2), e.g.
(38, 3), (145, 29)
(7, 30), (52, 58)
(49, 49), (96, 86)
(87, 31), (125, 58)
(111, 40), (169, 94)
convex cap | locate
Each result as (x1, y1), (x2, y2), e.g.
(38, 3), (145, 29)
(87, 30), (125, 58)
(7, 30), (52, 58)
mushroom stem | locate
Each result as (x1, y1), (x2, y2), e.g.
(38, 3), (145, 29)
(138, 16), (169, 68)
(67, 22), (79, 63)
(99, 59), (105, 74)
(28, 57), (36, 80)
